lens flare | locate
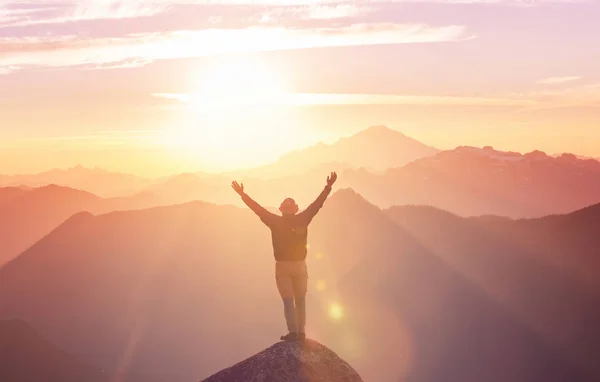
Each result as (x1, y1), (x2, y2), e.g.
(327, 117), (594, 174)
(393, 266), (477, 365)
(316, 280), (327, 292)
(329, 302), (344, 321)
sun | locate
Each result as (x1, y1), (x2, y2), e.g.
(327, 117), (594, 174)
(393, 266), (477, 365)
(158, 56), (305, 171)
(190, 57), (286, 110)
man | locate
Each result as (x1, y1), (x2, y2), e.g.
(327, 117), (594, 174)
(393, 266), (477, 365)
(231, 172), (337, 341)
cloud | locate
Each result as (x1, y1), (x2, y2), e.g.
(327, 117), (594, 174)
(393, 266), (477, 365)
(0, 1), (171, 26)
(0, 23), (469, 72)
(153, 92), (536, 107)
(532, 82), (600, 107)
(306, 4), (364, 19)
(1, 0), (589, 29)
(82, 57), (155, 70)
(255, 4), (367, 23)
(537, 76), (582, 85)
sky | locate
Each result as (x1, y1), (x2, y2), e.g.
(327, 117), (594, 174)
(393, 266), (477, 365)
(1, 0), (599, 176)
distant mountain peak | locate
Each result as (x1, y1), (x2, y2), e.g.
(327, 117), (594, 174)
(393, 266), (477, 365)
(349, 125), (412, 142)
(524, 150), (549, 160)
(558, 153), (578, 161)
(202, 339), (363, 382)
(328, 188), (375, 208)
(362, 124), (404, 135)
(453, 146), (523, 161)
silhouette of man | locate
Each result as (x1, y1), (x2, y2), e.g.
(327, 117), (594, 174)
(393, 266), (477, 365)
(231, 172), (337, 341)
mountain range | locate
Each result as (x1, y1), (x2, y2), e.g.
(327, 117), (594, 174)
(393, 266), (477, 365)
(225, 125), (439, 178)
(1, 189), (599, 382)
(2, 125), (600, 381)
(0, 165), (153, 198)
(344, 145), (600, 217)
(2, 126), (599, 218)
(0, 185), (167, 265)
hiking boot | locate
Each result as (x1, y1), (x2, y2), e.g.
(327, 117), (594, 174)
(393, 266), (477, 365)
(280, 332), (299, 341)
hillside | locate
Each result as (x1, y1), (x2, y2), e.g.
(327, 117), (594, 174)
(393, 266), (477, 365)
(1, 191), (599, 381)
(379, 203), (600, 381)
(0, 319), (106, 382)
(0, 165), (153, 197)
(227, 125), (438, 178)
(344, 146), (600, 217)
(0, 185), (167, 265)
(202, 340), (363, 382)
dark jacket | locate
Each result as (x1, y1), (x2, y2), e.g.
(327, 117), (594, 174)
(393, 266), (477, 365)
(241, 186), (332, 262)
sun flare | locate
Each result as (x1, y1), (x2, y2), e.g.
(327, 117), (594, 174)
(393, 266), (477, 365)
(156, 57), (307, 171)
(190, 57), (286, 109)
(329, 302), (345, 321)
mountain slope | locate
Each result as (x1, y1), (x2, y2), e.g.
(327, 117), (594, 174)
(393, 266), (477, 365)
(202, 340), (363, 382)
(145, 173), (229, 205)
(0, 319), (106, 382)
(344, 146), (600, 217)
(2, 191), (598, 382)
(379, 203), (600, 381)
(0, 186), (27, 204)
(229, 126), (438, 178)
(0, 165), (153, 197)
(0, 185), (100, 265)
(0, 189), (423, 382)
(0, 185), (170, 265)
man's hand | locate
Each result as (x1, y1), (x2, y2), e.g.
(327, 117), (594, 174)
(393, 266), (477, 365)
(231, 181), (245, 196)
(326, 172), (337, 188)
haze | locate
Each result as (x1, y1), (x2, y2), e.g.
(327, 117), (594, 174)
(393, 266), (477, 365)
(1, 0), (600, 176)
(2, 2), (600, 382)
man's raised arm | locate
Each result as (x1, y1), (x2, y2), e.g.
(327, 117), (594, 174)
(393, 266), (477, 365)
(232, 181), (277, 227)
(300, 172), (337, 225)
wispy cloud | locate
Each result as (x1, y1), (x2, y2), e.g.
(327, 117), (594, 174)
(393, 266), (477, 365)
(533, 82), (600, 107)
(1, 0), (589, 28)
(153, 92), (536, 107)
(0, 1), (171, 27)
(0, 23), (469, 72)
(255, 4), (367, 23)
(537, 76), (582, 85)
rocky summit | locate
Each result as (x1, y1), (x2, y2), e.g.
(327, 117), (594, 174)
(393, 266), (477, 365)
(202, 339), (363, 382)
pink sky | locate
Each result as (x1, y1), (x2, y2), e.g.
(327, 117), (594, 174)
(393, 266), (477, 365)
(1, 0), (599, 175)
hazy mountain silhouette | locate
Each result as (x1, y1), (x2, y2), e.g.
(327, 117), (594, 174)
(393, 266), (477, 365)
(0, 319), (107, 382)
(227, 125), (438, 178)
(378, 203), (600, 381)
(144, 143), (600, 218)
(203, 340), (363, 382)
(0, 165), (153, 197)
(1, 190), (598, 381)
(0, 202), (296, 381)
(0, 186), (28, 204)
(0, 185), (168, 265)
(146, 172), (229, 205)
(0, 189), (422, 381)
(344, 146), (600, 217)
(0, 185), (100, 265)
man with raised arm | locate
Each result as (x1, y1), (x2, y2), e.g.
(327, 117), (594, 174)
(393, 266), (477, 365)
(231, 172), (337, 341)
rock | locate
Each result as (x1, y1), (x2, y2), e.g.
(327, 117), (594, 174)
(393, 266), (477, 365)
(202, 339), (363, 382)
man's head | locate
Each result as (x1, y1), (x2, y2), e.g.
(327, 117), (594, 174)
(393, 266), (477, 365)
(279, 197), (299, 216)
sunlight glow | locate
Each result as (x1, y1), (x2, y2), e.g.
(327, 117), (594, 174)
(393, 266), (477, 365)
(316, 280), (327, 292)
(329, 302), (344, 321)
(189, 57), (286, 110)
(153, 56), (311, 171)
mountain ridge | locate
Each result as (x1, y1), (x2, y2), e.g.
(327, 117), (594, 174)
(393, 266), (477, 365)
(202, 339), (363, 382)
